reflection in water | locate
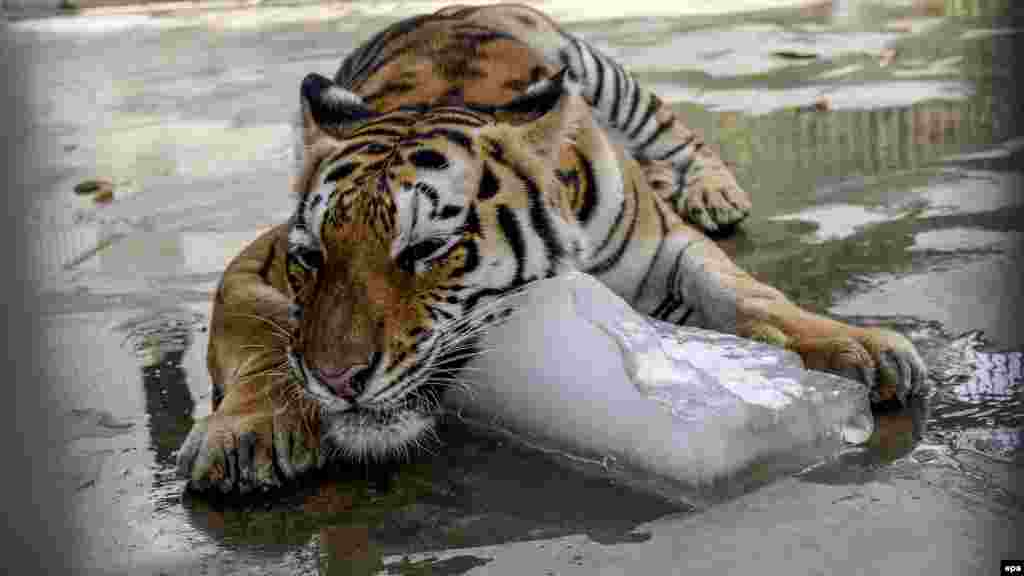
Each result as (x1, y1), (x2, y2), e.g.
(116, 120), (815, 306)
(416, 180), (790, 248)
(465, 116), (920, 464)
(797, 395), (930, 485)
(320, 524), (386, 576)
(953, 350), (1023, 401)
(115, 308), (202, 466)
(911, 0), (1013, 17)
(667, 5), (1019, 217)
(180, 417), (679, 566)
(833, 0), (1014, 21)
(953, 428), (1023, 463)
(690, 32), (1022, 321)
(689, 94), (1001, 216)
(928, 331), (1023, 461)
(140, 348), (195, 466)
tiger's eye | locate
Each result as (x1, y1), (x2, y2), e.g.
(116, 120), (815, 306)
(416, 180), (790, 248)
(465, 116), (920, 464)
(409, 149), (449, 170)
(324, 162), (358, 183)
(395, 237), (448, 274)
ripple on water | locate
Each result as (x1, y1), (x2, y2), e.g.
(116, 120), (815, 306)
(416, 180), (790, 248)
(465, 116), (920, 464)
(927, 331), (1023, 464)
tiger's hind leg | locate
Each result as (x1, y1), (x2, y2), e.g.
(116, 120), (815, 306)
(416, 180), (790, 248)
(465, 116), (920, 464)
(538, 29), (752, 233)
(631, 224), (928, 405)
(455, 3), (751, 233)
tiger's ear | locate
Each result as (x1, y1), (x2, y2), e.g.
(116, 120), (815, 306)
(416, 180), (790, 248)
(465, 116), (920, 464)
(300, 73), (379, 146)
(493, 68), (583, 164)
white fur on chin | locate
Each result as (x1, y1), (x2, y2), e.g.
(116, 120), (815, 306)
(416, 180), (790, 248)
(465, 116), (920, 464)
(323, 409), (435, 461)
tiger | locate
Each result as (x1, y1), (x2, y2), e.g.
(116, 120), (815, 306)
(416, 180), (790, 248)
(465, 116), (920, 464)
(176, 3), (927, 494)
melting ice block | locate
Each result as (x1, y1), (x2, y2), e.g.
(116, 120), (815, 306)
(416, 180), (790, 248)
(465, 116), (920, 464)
(449, 272), (874, 506)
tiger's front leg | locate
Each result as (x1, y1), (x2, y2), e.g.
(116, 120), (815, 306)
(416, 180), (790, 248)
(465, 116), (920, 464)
(176, 226), (323, 493)
(177, 401), (319, 494)
(628, 225), (928, 405)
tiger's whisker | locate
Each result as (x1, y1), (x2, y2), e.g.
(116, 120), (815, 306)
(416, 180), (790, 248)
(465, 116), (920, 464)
(224, 312), (294, 342)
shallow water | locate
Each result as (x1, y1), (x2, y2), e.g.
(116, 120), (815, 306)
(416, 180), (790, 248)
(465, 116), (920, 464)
(10, 0), (1022, 572)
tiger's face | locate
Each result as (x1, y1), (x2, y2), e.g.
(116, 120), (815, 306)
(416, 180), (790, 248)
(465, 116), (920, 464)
(285, 71), (585, 459)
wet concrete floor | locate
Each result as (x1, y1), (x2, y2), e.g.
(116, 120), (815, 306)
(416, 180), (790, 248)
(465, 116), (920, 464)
(5, 0), (1022, 573)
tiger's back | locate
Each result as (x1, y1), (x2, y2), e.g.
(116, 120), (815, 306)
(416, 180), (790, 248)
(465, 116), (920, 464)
(328, 4), (619, 243)
(322, 3), (752, 238)
(335, 5), (569, 111)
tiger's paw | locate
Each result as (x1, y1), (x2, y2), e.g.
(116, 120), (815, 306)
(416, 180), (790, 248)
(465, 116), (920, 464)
(794, 328), (929, 406)
(682, 168), (752, 234)
(176, 409), (320, 494)
(643, 161), (751, 233)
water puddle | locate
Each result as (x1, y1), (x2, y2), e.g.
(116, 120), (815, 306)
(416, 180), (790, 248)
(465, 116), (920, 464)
(614, 24), (902, 76)
(927, 331), (1022, 454)
(796, 325), (1022, 507)
(912, 170), (1022, 217)
(651, 79), (973, 115)
(771, 202), (908, 242)
(959, 27), (1021, 40)
(908, 227), (1022, 253)
(830, 244), (1022, 349)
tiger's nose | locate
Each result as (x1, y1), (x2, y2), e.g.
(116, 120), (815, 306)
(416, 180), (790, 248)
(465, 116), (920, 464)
(315, 363), (371, 400)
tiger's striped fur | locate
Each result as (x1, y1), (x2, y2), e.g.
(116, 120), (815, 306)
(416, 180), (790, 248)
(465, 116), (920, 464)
(317, 3), (751, 233)
(177, 4), (927, 493)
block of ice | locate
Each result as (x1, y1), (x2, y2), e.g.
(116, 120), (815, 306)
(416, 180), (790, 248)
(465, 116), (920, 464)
(448, 271), (874, 506)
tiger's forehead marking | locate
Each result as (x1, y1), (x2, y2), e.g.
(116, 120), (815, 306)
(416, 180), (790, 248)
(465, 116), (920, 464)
(305, 108), (493, 246)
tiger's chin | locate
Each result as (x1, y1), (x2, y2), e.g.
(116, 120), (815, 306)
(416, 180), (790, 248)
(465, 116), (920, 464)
(288, 351), (441, 460)
(322, 406), (436, 461)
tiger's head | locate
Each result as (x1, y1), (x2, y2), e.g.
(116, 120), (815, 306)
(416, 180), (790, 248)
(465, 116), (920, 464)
(285, 69), (587, 460)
